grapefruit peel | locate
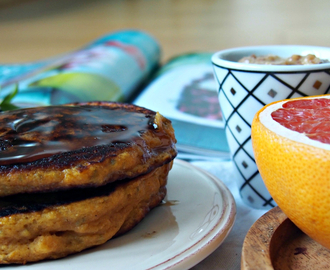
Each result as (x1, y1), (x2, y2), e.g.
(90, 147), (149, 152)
(251, 95), (330, 250)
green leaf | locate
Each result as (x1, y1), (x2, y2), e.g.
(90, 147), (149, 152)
(0, 103), (20, 111)
(2, 84), (18, 104)
(0, 84), (20, 111)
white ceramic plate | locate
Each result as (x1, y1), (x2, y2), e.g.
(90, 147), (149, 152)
(7, 159), (236, 270)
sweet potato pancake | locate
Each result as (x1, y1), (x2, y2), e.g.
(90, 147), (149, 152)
(0, 162), (172, 264)
(0, 101), (177, 197)
(0, 101), (177, 264)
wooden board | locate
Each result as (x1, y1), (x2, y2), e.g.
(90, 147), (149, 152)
(241, 206), (330, 270)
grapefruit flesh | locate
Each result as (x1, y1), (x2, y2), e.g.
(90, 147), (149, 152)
(271, 98), (330, 143)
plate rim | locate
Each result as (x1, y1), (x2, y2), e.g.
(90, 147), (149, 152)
(153, 159), (236, 270)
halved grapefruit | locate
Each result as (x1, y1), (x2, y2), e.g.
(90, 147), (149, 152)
(251, 94), (330, 249)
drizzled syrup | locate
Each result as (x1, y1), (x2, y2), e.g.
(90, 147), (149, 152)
(0, 104), (157, 165)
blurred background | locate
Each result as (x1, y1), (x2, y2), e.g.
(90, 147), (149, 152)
(1, 0), (330, 64)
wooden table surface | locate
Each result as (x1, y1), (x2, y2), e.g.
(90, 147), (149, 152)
(1, 0), (330, 64)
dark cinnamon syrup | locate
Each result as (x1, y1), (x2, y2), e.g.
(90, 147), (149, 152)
(0, 104), (164, 166)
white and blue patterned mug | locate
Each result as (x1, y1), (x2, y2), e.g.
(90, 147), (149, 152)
(212, 45), (330, 209)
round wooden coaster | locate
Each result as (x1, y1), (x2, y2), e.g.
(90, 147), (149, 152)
(241, 206), (330, 270)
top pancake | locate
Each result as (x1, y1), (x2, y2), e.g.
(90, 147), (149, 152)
(0, 101), (177, 197)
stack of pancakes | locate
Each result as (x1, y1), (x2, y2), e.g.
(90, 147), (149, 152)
(0, 101), (177, 264)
